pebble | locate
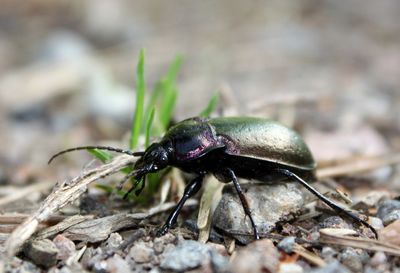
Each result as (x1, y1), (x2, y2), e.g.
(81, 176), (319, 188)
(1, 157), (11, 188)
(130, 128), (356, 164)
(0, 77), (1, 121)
(378, 220), (400, 246)
(309, 260), (351, 273)
(321, 247), (338, 261)
(160, 240), (229, 272)
(277, 236), (296, 253)
(338, 247), (368, 272)
(106, 254), (131, 273)
(318, 216), (351, 230)
(213, 182), (305, 244)
(230, 239), (279, 273)
(377, 200), (400, 225)
(129, 241), (155, 264)
(4, 257), (41, 273)
(153, 237), (165, 254)
(279, 263), (304, 273)
(92, 260), (108, 273)
(368, 217), (384, 230)
(53, 234), (76, 262)
(104, 233), (123, 251)
(23, 239), (59, 268)
(369, 251), (387, 267)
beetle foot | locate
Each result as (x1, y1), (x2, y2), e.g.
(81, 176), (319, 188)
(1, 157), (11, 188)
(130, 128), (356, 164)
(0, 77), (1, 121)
(156, 225), (169, 237)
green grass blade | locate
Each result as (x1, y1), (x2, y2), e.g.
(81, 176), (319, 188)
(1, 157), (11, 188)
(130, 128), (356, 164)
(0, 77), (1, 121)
(87, 149), (113, 163)
(165, 55), (182, 83)
(145, 107), (155, 148)
(158, 55), (182, 130)
(199, 92), (220, 117)
(95, 184), (115, 194)
(159, 87), (178, 130)
(130, 49), (146, 149)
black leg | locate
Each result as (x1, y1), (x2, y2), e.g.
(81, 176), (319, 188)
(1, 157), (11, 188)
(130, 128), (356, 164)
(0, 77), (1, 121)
(277, 168), (378, 239)
(156, 174), (205, 236)
(123, 177), (144, 199)
(135, 176), (146, 196)
(227, 169), (260, 240)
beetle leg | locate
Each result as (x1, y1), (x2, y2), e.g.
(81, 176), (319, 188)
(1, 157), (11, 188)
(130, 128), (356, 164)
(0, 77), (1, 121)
(135, 176), (146, 196)
(226, 169), (260, 240)
(277, 168), (378, 239)
(156, 174), (205, 237)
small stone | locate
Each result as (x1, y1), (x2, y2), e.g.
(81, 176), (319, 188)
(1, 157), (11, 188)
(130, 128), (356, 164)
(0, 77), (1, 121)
(93, 260), (108, 273)
(129, 241), (155, 263)
(153, 237), (164, 254)
(318, 216), (351, 230)
(106, 254), (130, 273)
(213, 183), (305, 244)
(368, 217), (384, 230)
(309, 260), (351, 273)
(378, 220), (400, 246)
(230, 239), (279, 273)
(53, 234), (76, 261)
(160, 240), (209, 271)
(279, 263), (304, 273)
(369, 251), (387, 267)
(338, 247), (367, 272)
(277, 236), (296, 253)
(377, 200), (400, 225)
(382, 210), (400, 226)
(160, 240), (229, 272)
(321, 247), (338, 261)
(105, 233), (123, 251)
(157, 233), (177, 245)
(24, 239), (59, 268)
(4, 257), (41, 273)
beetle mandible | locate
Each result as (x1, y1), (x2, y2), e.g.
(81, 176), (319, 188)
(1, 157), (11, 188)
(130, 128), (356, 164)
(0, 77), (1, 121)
(49, 117), (377, 239)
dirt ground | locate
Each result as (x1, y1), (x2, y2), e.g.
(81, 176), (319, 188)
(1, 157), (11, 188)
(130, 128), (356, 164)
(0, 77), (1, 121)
(0, 1), (400, 272)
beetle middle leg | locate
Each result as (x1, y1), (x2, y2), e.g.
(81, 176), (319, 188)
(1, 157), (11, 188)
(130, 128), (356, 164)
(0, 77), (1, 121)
(277, 168), (378, 239)
(225, 169), (260, 240)
(156, 173), (205, 237)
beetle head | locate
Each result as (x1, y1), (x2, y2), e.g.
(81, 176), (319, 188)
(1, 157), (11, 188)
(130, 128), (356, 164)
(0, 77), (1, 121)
(134, 142), (171, 174)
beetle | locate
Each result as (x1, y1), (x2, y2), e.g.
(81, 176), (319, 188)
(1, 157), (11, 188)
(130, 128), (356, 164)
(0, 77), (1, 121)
(49, 117), (377, 239)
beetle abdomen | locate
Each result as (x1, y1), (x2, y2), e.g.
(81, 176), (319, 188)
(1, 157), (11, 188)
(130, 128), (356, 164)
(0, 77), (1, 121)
(209, 117), (316, 170)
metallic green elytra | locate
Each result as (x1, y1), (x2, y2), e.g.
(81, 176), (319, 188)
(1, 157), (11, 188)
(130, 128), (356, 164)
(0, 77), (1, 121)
(209, 117), (316, 170)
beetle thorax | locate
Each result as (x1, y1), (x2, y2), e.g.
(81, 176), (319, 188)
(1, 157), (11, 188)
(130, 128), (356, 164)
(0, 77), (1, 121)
(164, 118), (223, 162)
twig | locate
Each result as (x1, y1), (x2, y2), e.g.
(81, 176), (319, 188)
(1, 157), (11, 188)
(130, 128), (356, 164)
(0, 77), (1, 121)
(0, 214), (66, 225)
(4, 154), (135, 257)
(319, 229), (400, 256)
(36, 215), (94, 239)
(293, 244), (326, 267)
(60, 200), (197, 243)
(316, 153), (400, 179)
(0, 181), (53, 207)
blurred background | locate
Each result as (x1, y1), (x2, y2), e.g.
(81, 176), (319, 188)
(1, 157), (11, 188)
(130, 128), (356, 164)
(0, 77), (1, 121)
(0, 0), (399, 190)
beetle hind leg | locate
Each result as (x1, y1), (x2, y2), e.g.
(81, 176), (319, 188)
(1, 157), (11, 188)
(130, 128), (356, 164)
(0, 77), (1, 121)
(225, 169), (260, 240)
(276, 168), (378, 239)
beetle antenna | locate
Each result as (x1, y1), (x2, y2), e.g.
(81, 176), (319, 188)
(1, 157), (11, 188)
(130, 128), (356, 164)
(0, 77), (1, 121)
(48, 146), (145, 164)
(277, 168), (378, 239)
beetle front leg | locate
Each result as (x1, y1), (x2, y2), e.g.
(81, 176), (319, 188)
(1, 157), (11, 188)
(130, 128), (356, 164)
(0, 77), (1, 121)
(156, 174), (205, 237)
(226, 169), (260, 240)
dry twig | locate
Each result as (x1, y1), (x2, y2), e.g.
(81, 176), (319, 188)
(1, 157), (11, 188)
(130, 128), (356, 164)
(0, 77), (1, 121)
(319, 229), (400, 256)
(4, 154), (135, 257)
(316, 153), (400, 179)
